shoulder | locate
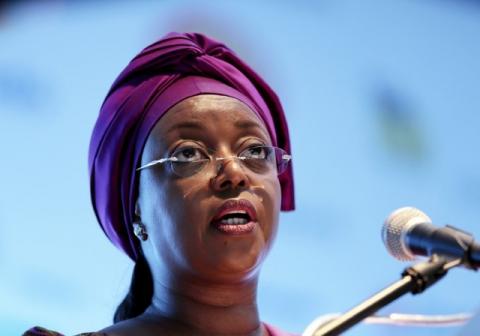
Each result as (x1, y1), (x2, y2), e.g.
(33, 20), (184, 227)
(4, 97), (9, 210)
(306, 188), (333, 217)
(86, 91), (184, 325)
(263, 322), (299, 336)
(98, 317), (174, 336)
(98, 319), (141, 336)
(23, 326), (106, 336)
(21, 322), (140, 336)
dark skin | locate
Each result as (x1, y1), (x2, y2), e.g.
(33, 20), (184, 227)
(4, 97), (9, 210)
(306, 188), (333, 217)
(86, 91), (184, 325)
(101, 94), (282, 336)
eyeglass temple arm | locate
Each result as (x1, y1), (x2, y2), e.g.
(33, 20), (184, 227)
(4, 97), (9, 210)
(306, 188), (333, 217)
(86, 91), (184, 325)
(136, 157), (178, 171)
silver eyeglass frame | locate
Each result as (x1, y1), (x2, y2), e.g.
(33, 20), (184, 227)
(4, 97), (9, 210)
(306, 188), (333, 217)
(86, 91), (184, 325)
(136, 145), (291, 176)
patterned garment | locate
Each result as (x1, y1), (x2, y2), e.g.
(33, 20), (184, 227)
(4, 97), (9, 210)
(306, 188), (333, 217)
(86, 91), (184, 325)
(23, 323), (297, 336)
(23, 326), (106, 336)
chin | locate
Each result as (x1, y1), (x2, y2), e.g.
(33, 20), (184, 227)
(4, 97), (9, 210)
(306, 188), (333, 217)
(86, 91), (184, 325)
(205, 239), (270, 279)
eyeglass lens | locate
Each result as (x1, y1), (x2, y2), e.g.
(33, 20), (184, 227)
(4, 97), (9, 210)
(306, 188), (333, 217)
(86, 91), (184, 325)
(169, 146), (288, 177)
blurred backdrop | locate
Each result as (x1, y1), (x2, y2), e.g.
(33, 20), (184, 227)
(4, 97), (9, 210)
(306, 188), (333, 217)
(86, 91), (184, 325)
(1, 0), (479, 335)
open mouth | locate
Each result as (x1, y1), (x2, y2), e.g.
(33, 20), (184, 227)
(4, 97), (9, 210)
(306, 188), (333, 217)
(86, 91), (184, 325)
(211, 199), (257, 234)
(218, 211), (251, 225)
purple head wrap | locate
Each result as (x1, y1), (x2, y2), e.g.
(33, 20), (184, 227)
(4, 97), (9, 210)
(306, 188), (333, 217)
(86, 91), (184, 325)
(88, 32), (294, 260)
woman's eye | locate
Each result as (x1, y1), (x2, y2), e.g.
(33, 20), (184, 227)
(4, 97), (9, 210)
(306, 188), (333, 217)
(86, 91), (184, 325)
(173, 147), (206, 162)
(242, 146), (269, 159)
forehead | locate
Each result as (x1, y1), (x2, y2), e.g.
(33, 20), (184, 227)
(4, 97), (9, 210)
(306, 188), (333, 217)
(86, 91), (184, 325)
(149, 94), (271, 143)
(163, 94), (264, 125)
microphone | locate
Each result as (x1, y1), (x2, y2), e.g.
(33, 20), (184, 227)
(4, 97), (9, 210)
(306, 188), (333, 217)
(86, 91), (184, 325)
(305, 207), (477, 336)
(382, 207), (480, 269)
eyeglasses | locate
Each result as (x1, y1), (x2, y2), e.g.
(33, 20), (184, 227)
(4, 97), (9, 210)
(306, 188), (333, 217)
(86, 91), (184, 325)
(137, 145), (291, 177)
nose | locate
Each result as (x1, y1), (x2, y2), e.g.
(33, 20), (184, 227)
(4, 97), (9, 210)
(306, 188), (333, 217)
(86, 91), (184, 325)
(211, 157), (250, 192)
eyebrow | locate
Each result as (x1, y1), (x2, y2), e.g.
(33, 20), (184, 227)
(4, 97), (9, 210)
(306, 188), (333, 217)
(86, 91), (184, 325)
(167, 121), (205, 134)
(234, 119), (265, 130)
(168, 120), (266, 132)
(234, 119), (270, 138)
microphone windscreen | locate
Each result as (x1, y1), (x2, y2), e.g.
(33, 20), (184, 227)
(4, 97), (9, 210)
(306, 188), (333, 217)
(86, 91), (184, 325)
(382, 207), (432, 261)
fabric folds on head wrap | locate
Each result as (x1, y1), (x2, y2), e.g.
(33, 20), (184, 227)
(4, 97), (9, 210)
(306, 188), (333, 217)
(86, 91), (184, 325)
(88, 32), (294, 260)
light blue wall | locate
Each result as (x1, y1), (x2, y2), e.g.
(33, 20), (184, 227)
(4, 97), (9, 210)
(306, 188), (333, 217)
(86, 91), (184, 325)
(1, 1), (479, 335)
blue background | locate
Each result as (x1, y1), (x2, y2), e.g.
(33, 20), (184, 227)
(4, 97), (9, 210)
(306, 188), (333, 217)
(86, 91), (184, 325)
(1, 1), (479, 335)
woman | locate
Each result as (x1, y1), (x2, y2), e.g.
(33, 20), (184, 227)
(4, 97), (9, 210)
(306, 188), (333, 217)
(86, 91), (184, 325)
(25, 32), (295, 336)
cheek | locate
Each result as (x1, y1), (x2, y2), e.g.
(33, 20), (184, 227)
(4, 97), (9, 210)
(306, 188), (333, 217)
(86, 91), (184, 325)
(140, 173), (210, 265)
(255, 175), (281, 241)
(139, 173), (184, 253)
(140, 171), (199, 224)
(270, 179), (282, 238)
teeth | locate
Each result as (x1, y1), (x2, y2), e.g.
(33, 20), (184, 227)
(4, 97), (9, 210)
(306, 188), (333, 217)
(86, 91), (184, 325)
(220, 217), (248, 225)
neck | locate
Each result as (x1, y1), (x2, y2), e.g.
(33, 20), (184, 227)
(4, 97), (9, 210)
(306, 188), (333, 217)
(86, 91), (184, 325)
(144, 273), (264, 336)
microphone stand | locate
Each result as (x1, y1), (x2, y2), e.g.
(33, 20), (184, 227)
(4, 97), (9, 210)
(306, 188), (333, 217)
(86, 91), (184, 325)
(307, 255), (463, 336)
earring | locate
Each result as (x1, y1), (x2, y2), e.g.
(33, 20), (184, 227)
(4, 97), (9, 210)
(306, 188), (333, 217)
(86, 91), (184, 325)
(133, 222), (148, 241)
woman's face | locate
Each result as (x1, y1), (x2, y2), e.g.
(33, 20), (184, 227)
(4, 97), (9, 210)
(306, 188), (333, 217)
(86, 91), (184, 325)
(137, 94), (281, 283)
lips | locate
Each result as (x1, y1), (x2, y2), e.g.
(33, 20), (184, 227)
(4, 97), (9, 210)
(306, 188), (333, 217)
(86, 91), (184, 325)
(211, 199), (258, 234)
